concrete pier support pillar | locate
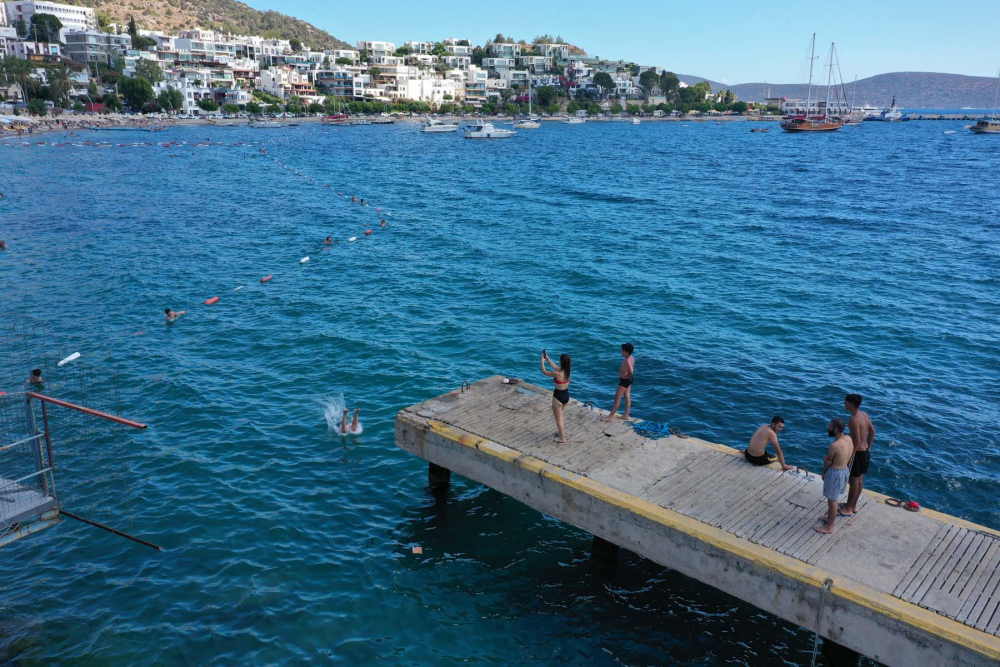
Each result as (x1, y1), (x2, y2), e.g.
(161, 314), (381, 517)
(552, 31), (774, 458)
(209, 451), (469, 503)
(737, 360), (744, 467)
(821, 638), (861, 666)
(428, 463), (451, 494)
(591, 536), (619, 564)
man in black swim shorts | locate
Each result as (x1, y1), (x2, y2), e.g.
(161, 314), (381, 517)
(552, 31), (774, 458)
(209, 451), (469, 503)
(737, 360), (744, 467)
(744, 416), (794, 471)
(840, 394), (876, 517)
(601, 343), (635, 422)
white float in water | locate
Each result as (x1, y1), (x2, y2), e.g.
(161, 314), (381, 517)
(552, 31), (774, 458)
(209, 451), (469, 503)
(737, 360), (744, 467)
(234, 286), (244, 291)
(58, 352), (81, 366)
(348, 237), (357, 242)
(300, 257), (310, 264)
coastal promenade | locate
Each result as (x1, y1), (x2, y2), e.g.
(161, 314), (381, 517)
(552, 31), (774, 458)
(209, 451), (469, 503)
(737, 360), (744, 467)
(396, 377), (1000, 667)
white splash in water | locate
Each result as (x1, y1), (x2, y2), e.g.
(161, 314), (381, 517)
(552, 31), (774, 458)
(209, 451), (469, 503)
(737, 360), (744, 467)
(320, 394), (362, 435)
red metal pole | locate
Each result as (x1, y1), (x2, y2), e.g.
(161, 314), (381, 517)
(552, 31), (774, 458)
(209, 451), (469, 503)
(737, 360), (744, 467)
(40, 399), (55, 470)
(26, 393), (147, 430)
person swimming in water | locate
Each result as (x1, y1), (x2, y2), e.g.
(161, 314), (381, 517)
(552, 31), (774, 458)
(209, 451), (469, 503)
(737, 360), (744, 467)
(351, 195), (357, 203)
(0, 240), (6, 251)
(324, 236), (333, 245)
(28, 369), (43, 386)
(380, 219), (386, 228)
(340, 408), (361, 434)
(359, 198), (365, 206)
(165, 308), (186, 321)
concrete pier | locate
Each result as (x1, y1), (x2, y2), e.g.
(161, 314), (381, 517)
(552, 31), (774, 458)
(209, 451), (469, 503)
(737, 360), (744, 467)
(396, 377), (1000, 667)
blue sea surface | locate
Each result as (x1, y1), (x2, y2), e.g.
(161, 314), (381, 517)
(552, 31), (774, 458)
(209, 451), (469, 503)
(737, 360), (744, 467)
(0, 119), (998, 665)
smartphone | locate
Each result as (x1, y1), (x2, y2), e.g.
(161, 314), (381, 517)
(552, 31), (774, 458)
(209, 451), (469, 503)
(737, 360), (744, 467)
(542, 349), (547, 358)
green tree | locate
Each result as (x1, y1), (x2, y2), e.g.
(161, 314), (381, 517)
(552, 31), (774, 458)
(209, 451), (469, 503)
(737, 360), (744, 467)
(27, 98), (47, 116)
(29, 13), (62, 42)
(289, 38), (302, 52)
(439, 102), (454, 114)
(638, 69), (659, 95)
(135, 58), (162, 84)
(265, 103), (282, 114)
(659, 71), (679, 99)
(156, 86), (183, 112)
(731, 100), (748, 113)
(492, 33), (508, 44)
(592, 71), (614, 96)
(197, 98), (219, 111)
(535, 85), (558, 107)
(2, 56), (34, 101)
(693, 81), (712, 99)
(627, 103), (641, 115)
(587, 101), (602, 115)
(546, 101), (560, 114)
(471, 46), (485, 65)
(308, 102), (323, 113)
(223, 103), (240, 113)
(46, 61), (72, 102)
(335, 57), (353, 65)
(72, 100), (85, 112)
(102, 92), (122, 111)
(722, 89), (736, 105)
(87, 80), (99, 98)
(431, 42), (448, 57)
(118, 76), (154, 110)
(96, 10), (113, 33)
(566, 100), (581, 113)
(322, 55), (331, 69)
(246, 101), (262, 114)
(370, 67), (381, 79)
(394, 45), (413, 56)
(14, 17), (27, 38)
(610, 102), (623, 114)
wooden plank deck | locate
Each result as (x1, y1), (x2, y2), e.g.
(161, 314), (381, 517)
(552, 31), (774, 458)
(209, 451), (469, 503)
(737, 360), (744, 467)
(396, 377), (1000, 666)
(0, 475), (58, 529)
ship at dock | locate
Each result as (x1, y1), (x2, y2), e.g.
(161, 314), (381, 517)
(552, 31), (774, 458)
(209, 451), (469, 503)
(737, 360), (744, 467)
(781, 35), (845, 133)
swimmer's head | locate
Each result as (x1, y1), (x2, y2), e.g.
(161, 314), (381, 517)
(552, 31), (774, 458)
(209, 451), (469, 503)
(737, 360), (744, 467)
(31, 369), (41, 378)
(165, 308), (171, 314)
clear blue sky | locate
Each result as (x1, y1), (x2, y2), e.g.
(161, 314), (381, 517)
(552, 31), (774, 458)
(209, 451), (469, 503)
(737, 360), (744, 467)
(243, 0), (996, 82)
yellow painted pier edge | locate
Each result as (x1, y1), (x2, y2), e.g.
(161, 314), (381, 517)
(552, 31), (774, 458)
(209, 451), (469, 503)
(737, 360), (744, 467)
(396, 381), (1000, 667)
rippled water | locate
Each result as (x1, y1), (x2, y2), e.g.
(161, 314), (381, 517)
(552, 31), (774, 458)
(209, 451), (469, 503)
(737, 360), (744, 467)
(1, 119), (998, 665)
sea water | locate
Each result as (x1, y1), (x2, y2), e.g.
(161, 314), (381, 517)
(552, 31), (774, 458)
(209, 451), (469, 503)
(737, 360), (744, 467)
(0, 120), (997, 665)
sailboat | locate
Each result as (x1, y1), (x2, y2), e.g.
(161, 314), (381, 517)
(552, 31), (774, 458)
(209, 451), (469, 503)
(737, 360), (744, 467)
(514, 75), (541, 129)
(970, 68), (1000, 134)
(843, 76), (863, 125)
(780, 34), (844, 133)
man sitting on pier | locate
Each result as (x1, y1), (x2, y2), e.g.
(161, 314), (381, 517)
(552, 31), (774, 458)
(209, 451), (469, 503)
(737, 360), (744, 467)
(744, 416), (794, 471)
(816, 418), (853, 534)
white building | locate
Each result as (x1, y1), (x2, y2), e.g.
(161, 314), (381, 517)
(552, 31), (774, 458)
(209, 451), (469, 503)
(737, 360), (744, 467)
(3, 0), (95, 40)
(356, 40), (394, 60)
(465, 64), (487, 106)
(536, 43), (570, 62)
(517, 55), (550, 73)
(260, 64), (321, 104)
(487, 42), (521, 59)
(482, 57), (514, 75)
(62, 29), (130, 66)
(324, 48), (359, 63)
(153, 76), (214, 114)
(5, 38), (59, 60)
(440, 54), (469, 71)
(405, 40), (433, 55)
(402, 72), (456, 105)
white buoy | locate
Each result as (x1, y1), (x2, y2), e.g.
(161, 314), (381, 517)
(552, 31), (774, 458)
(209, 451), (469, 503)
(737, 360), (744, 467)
(234, 286), (244, 291)
(58, 352), (80, 366)
(300, 257), (310, 264)
(348, 237), (357, 242)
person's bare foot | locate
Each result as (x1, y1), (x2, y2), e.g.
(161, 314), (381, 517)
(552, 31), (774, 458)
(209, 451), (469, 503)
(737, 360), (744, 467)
(814, 525), (834, 534)
(600, 415), (614, 422)
(621, 414), (630, 420)
(554, 436), (566, 443)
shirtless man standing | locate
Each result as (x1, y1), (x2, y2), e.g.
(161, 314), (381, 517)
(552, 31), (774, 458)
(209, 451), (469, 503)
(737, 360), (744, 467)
(840, 393), (875, 517)
(744, 416), (794, 471)
(816, 418), (853, 534)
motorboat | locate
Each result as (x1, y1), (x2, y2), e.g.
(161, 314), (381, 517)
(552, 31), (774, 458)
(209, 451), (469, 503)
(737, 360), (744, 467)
(564, 117), (586, 124)
(631, 117), (641, 125)
(249, 119), (282, 128)
(420, 117), (461, 133)
(371, 116), (395, 124)
(464, 121), (516, 139)
(350, 119), (372, 126)
(865, 96), (909, 122)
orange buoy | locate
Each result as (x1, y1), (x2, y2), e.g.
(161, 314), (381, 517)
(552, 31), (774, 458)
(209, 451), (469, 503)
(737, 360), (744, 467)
(205, 296), (219, 305)
(261, 275), (273, 283)
(365, 229), (372, 236)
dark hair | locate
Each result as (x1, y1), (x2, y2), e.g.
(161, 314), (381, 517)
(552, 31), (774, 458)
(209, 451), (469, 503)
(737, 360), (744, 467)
(559, 354), (571, 379)
(771, 415), (785, 426)
(830, 418), (845, 434)
(31, 369), (41, 377)
(165, 308), (171, 314)
(622, 343), (634, 355)
(845, 394), (862, 409)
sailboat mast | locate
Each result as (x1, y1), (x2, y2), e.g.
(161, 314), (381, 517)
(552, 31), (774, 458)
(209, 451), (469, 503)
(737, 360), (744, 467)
(992, 67), (1000, 119)
(851, 75), (857, 114)
(805, 33), (816, 116)
(825, 43), (835, 116)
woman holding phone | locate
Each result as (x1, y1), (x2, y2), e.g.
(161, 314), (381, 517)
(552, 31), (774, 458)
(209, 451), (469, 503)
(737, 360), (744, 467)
(540, 350), (571, 443)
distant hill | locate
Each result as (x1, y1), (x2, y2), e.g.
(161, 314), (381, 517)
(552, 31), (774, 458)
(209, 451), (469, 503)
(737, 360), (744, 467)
(678, 72), (999, 109)
(60, 0), (350, 50)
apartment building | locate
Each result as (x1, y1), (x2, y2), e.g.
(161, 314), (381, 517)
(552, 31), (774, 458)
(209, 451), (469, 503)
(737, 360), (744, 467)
(486, 42), (521, 59)
(3, 0), (95, 40)
(62, 29), (130, 66)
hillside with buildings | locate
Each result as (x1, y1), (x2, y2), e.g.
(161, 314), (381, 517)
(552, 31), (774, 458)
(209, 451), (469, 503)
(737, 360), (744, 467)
(59, 0), (350, 50)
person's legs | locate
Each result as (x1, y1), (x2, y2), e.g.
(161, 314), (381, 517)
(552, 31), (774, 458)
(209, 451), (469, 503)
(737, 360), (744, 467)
(552, 398), (566, 443)
(351, 409), (360, 432)
(602, 385), (625, 422)
(341, 409), (349, 434)
(623, 385), (632, 420)
(842, 476), (861, 514)
(815, 498), (837, 534)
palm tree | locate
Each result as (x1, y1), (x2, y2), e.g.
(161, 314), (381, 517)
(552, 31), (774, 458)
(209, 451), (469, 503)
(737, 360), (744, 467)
(2, 55), (34, 102)
(47, 61), (73, 104)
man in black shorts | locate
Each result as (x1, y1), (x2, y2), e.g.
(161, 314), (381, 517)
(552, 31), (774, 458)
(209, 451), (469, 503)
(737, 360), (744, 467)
(840, 393), (876, 517)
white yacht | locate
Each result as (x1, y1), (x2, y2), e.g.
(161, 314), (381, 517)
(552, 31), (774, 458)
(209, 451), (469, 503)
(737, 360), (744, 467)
(464, 120), (516, 139)
(249, 119), (282, 128)
(631, 117), (641, 125)
(420, 117), (461, 133)
(514, 118), (541, 129)
(564, 116), (586, 124)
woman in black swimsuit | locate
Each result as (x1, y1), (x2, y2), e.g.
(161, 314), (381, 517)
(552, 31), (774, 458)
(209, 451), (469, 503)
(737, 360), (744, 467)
(541, 351), (571, 443)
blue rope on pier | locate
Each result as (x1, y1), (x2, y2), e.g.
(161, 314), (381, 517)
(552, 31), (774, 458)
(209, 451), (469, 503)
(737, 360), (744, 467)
(625, 421), (673, 439)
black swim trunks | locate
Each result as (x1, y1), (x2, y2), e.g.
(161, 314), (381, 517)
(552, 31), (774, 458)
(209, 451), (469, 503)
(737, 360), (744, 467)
(850, 450), (870, 477)
(618, 376), (633, 388)
(553, 388), (569, 405)
(744, 449), (776, 466)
